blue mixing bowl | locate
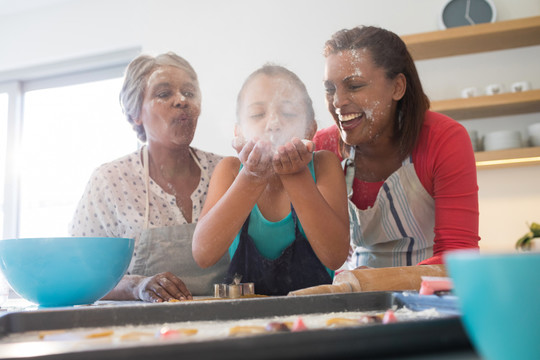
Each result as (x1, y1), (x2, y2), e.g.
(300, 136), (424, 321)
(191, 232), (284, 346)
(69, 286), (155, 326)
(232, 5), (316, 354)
(0, 237), (134, 307)
(446, 250), (540, 360)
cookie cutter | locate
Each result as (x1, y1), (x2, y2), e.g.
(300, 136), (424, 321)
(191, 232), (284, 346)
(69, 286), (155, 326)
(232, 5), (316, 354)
(214, 282), (255, 298)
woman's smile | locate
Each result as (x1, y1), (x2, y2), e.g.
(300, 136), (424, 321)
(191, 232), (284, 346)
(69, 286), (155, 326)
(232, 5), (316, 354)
(338, 112), (363, 131)
(325, 49), (403, 147)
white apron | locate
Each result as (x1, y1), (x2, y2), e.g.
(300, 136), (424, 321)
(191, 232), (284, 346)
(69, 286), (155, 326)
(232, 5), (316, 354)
(344, 150), (435, 268)
(130, 146), (229, 295)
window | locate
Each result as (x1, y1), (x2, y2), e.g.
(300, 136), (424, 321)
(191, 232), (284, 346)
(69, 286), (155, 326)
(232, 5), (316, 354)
(1, 49), (140, 239)
(19, 78), (137, 237)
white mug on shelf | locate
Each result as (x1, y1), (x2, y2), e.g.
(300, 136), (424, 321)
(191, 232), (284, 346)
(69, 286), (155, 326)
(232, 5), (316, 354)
(511, 81), (532, 93)
(485, 83), (504, 95)
(483, 130), (523, 151)
(461, 87), (479, 98)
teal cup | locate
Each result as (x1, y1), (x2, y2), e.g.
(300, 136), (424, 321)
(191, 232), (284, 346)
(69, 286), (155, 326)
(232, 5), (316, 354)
(446, 250), (540, 360)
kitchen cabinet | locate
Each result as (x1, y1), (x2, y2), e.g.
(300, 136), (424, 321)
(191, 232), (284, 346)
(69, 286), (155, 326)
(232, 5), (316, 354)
(401, 16), (540, 170)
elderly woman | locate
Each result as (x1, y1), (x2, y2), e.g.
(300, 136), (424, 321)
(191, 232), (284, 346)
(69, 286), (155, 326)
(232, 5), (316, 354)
(69, 52), (229, 302)
(314, 26), (480, 269)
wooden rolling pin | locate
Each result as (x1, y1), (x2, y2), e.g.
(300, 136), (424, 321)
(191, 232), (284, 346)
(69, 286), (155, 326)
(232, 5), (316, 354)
(288, 264), (446, 296)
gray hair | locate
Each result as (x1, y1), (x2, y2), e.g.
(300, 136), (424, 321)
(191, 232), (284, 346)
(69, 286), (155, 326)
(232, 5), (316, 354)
(119, 52), (199, 142)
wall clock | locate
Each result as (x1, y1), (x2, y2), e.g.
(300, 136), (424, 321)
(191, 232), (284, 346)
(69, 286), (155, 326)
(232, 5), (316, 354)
(439, 0), (497, 29)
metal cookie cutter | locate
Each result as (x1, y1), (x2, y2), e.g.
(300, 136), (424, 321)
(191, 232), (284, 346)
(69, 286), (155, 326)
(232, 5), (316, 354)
(214, 282), (255, 299)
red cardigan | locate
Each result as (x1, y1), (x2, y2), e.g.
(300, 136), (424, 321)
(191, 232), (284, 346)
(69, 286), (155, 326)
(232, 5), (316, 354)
(313, 111), (480, 265)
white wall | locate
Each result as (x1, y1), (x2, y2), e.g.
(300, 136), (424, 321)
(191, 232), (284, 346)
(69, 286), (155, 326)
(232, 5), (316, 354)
(1, 0), (539, 252)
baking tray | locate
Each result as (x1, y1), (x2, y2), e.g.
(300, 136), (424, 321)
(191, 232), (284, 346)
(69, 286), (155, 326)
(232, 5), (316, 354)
(0, 291), (474, 360)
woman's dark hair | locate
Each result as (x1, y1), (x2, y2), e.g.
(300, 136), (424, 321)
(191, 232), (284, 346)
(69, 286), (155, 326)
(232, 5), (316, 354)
(324, 26), (430, 157)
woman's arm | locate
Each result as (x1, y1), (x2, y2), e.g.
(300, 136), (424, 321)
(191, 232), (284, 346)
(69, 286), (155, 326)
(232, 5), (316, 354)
(274, 139), (350, 270)
(416, 114), (480, 265)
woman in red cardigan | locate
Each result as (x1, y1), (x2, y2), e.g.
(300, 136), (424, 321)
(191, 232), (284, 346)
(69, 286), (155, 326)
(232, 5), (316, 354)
(314, 25), (480, 268)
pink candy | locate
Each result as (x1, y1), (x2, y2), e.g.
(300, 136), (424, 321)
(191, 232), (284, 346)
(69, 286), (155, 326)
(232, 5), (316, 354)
(382, 310), (397, 324)
(157, 327), (181, 339)
(291, 317), (308, 332)
(419, 276), (453, 295)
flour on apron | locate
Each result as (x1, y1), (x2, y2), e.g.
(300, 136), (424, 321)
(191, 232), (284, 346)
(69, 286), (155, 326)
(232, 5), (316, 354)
(129, 146), (229, 295)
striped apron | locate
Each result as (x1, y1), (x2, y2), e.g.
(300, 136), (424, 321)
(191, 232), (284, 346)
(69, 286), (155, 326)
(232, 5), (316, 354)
(344, 154), (435, 268)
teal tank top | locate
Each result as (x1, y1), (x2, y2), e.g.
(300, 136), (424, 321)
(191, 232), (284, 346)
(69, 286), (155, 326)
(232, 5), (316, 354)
(228, 158), (334, 277)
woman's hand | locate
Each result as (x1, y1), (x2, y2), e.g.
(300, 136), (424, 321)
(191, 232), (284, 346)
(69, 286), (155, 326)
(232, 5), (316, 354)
(237, 138), (275, 181)
(135, 272), (192, 302)
(273, 137), (314, 176)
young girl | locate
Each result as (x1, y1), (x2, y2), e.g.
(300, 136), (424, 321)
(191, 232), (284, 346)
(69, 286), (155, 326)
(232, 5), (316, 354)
(192, 65), (349, 295)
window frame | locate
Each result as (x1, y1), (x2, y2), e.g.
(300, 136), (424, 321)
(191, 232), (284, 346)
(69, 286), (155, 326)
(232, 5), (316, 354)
(0, 81), (22, 239)
(0, 48), (140, 239)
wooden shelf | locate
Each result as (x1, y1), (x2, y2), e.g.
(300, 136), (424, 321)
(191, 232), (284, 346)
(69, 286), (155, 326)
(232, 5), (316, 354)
(401, 17), (540, 169)
(401, 16), (540, 60)
(475, 146), (540, 170)
(430, 89), (540, 120)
